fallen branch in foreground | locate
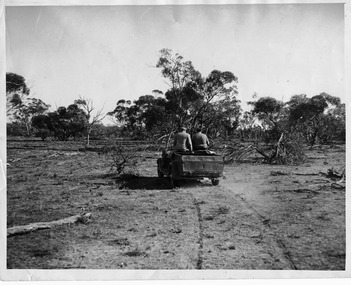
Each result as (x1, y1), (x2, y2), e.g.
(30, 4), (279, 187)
(7, 213), (92, 237)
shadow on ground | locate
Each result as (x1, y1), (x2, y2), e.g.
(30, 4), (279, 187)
(118, 176), (213, 190)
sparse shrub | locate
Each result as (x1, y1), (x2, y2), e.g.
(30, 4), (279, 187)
(101, 142), (139, 177)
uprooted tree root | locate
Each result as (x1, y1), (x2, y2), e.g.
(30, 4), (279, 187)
(223, 133), (306, 165)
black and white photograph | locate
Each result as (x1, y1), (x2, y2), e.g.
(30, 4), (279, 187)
(1, 0), (349, 281)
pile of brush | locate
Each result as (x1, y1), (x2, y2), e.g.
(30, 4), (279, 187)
(221, 133), (306, 165)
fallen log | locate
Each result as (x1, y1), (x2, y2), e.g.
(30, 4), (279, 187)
(7, 213), (92, 237)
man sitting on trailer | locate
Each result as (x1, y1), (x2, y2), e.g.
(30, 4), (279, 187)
(173, 126), (193, 153)
(192, 127), (210, 151)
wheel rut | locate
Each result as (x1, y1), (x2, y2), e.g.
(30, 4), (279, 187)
(229, 187), (298, 270)
(192, 196), (204, 270)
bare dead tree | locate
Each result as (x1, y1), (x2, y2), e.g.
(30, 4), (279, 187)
(75, 96), (106, 146)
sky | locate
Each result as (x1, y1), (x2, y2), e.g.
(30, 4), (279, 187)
(5, 3), (345, 124)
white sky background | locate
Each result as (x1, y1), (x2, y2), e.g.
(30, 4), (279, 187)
(6, 4), (344, 124)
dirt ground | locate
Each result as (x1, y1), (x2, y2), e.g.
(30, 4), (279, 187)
(6, 138), (345, 270)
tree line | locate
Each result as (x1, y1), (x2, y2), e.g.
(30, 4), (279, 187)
(6, 49), (345, 146)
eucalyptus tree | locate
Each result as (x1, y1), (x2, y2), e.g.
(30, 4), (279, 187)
(109, 49), (241, 140)
(287, 93), (342, 145)
(6, 72), (52, 136)
(156, 48), (203, 129)
(156, 49), (241, 135)
(108, 99), (141, 135)
(248, 96), (285, 141)
(189, 70), (240, 135)
(35, 104), (88, 141)
(6, 72), (30, 116)
(13, 98), (50, 136)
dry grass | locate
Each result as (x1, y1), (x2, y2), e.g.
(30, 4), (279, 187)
(6, 138), (345, 270)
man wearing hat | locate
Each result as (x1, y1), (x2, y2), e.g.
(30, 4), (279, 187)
(173, 126), (193, 152)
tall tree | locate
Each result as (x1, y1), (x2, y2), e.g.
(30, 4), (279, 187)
(6, 72), (30, 116)
(109, 49), (240, 140)
(156, 48), (202, 129)
(189, 70), (240, 133)
(156, 49), (240, 134)
(6, 72), (52, 137)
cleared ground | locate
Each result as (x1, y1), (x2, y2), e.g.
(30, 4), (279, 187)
(6, 139), (345, 269)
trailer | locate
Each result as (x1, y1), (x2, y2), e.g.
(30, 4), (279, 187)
(157, 150), (224, 187)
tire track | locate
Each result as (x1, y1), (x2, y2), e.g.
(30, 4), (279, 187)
(231, 190), (298, 270)
(192, 196), (204, 269)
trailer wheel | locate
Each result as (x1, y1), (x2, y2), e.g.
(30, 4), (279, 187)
(171, 178), (180, 188)
(211, 179), (219, 186)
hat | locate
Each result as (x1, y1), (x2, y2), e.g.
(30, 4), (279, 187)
(180, 126), (187, 131)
